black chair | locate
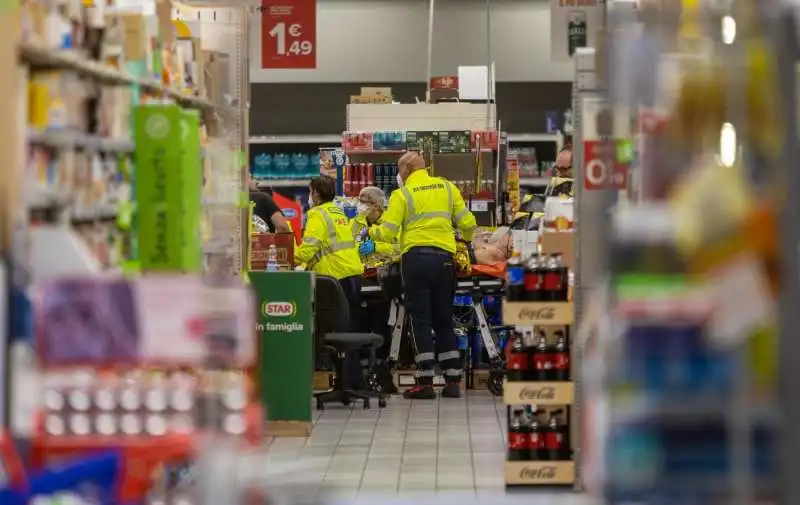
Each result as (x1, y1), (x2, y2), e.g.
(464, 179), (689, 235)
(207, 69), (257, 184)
(314, 275), (387, 410)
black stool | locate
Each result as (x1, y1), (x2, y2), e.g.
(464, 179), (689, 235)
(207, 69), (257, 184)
(314, 275), (387, 410)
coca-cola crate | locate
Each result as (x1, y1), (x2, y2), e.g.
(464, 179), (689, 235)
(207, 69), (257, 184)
(503, 302), (573, 326)
(503, 381), (574, 406)
(504, 461), (575, 486)
(250, 233), (294, 271)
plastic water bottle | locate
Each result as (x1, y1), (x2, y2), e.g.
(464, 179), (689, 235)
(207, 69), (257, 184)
(266, 244), (279, 272)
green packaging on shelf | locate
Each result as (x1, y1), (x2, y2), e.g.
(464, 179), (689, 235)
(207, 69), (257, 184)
(406, 131), (439, 154)
(180, 109), (203, 272)
(134, 104), (186, 272)
(437, 131), (472, 153)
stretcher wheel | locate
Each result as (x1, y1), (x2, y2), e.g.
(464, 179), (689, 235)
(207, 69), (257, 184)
(363, 399), (371, 409)
(378, 398), (387, 408)
(316, 398), (325, 410)
(487, 370), (504, 397)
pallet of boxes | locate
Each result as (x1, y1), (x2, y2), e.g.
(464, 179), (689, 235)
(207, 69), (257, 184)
(502, 199), (576, 488)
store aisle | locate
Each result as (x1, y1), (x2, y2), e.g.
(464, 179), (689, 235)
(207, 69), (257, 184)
(262, 391), (509, 498)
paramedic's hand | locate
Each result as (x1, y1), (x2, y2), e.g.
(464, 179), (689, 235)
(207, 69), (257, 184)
(359, 240), (376, 256)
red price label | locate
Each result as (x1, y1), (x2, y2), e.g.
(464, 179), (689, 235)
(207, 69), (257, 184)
(583, 140), (629, 190)
(261, 0), (317, 69)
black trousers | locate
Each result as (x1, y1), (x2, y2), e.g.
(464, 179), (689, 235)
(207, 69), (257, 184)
(401, 247), (461, 386)
(338, 275), (365, 389)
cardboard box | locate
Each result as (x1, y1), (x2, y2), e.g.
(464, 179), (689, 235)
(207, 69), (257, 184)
(350, 95), (392, 104)
(540, 231), (574, 270)
(360, 87), (391, 97)
(250, 233), (295, 270)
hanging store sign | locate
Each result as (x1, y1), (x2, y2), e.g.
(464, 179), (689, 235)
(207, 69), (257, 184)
(550, 0), (603, 62)
(261, 0), (317, 69)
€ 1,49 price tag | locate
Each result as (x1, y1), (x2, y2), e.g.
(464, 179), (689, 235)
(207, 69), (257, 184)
(261, 0), (317, 69)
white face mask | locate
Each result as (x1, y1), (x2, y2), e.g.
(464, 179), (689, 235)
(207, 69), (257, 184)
(396, 174), (404, 187)
(307, 194), (314, 208)
(356, 203), (369, 215)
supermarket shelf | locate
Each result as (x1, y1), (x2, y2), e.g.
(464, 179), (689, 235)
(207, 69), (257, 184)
(27, 129), (134, 153)
(70, 204), (118, 222)
(520, 177), (549, 186)
(504, 461), (575, 486)
(249, 135), (342, 144)
(504, 381), (574, 406)
(29, 225), (102, 285)
(503, 302), (574, 325)
(18, 42), (217, 111)
(508, 133), (560, 143)
(256, 179), (311, 188)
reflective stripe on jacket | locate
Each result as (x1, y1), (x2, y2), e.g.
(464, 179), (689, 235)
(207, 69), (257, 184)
(351, 214), (400, 257)
(296, 202), (363, 279)
(369, 170), (477, 255)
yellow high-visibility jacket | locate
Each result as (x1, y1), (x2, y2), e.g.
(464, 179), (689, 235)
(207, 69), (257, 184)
(296, 202), (363, 279)
(368, 170), (477, 255)
(350, 213), (400, 257)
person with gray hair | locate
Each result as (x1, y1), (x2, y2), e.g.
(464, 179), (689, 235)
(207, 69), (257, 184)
(352, 186), (400, 257)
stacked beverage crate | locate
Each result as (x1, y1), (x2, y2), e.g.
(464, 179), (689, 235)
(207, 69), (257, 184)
(502, 251), (576, 487)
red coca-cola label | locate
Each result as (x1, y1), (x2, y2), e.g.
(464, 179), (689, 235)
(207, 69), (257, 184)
(533, 353), (551, 370)
(527, 432), (546, 449)
(554, 352), (569, 370)
(508, 353), (528, 370)
(543, 272), (562, 291)
(546, 431), (563, 450)
(508, 432), (527, 450)
(524, 272), (543, 292)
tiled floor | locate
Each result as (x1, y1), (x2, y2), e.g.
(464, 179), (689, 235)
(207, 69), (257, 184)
(262, 391), (509, 499)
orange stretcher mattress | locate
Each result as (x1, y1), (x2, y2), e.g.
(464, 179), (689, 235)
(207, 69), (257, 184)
(364, 261), (506, 280)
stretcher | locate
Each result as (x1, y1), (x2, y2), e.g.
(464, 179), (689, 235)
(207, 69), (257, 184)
(361, 263), (506, 381)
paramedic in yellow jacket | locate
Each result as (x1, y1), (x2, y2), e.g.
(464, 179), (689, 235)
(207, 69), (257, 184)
(351, 186), (400, 258)
(363, 151), (477, 400)
(296, 176), (364, 328)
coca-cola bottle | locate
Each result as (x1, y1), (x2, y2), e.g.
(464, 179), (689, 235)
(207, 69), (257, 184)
(553, 330), (569, 381)
(532, 331), (554, 381)
(507, 409), (530, 461)
(523, 254), (544, 301)
(505, 252), (525, 301)
(505, 332), (530, 381)
(545, 409), (566, 460)
(552, 253), (570, 301)
(527, 408), (547, 460)
(542, 254), (565, 302)
(557, 409), (571, 460)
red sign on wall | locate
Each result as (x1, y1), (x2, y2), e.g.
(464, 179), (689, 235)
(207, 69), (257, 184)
(583, 140), (629, 190)
(261, 0), (317, 69)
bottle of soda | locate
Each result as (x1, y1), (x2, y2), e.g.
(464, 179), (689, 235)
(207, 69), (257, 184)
(528, 408), (547, 460)
(505, 332), (529, 382)
(507, 409), (530, 461)
(552, 253), (569, 301)
(553, 330), (569, 381)
(505, 252), (525, 301)
(557, 409), (571, 460)
(523, 254), (544, 301)
(546, 409), (566, 460)
(542, 254), (565, 302)
(532, 331), (553, 381)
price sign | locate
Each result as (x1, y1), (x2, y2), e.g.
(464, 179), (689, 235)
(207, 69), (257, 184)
(261, 0), (316, 69)
(583, 140), (629, 190)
